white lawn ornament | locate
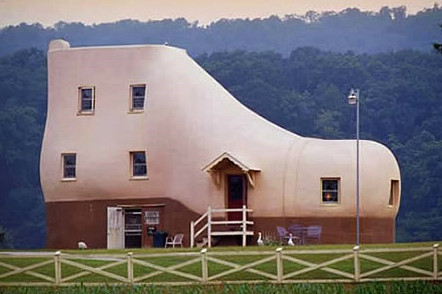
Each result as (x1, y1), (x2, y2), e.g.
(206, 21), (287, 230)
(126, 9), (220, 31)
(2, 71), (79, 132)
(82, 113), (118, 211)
(287, 234), (295, 246)
(77, 241), (88, 249)
(257, 232), (264, 246)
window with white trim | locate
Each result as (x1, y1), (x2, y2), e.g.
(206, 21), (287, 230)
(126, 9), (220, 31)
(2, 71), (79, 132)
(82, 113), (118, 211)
(321, 178), (339, 203)
(130, 85), (146, 112)
(78, 86), (95, 114)
(130, 151), (147, 178)
(62, 153), (76, 179)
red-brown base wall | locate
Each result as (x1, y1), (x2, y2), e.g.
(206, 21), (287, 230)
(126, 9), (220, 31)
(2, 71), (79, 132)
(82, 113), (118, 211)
(46, 199), (395, 249)
(45, 198), (200, 249)
(252, 217), (395, 245)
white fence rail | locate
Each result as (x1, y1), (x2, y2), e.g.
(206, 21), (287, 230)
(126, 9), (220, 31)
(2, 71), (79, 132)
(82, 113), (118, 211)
(0, 244), (439, 286)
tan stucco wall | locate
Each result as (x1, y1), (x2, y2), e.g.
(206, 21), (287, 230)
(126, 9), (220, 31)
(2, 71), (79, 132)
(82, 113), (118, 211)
(41, 40), (401, 220)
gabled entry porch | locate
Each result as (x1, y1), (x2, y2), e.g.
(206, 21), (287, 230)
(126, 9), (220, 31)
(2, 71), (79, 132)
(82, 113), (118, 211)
(202, 151), (260, 216)
(195, 152), (260, 247)
(202, 152), (260, 189)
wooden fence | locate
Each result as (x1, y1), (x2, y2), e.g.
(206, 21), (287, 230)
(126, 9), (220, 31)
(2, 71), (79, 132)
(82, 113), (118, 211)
(0, 244), (439, 286)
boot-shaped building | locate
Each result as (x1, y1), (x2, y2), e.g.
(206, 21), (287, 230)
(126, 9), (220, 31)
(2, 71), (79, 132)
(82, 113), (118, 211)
(41, 40), (401, 248)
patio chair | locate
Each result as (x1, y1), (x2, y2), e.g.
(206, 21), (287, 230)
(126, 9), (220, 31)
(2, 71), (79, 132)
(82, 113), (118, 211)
(305, 225), (322, 244)
(165, 233), (184, 248)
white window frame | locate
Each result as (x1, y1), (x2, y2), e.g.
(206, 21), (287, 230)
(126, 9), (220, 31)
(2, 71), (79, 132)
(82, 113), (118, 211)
(129, 84), (146, 112)
(130, 151), (148, 179)
(321, 178), (340, 204)
(62, 153), (76, 180)
(78, 86), (95, 114)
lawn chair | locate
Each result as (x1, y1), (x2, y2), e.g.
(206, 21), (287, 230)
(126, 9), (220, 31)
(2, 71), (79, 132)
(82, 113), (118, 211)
(165, 233), (184, 248)
(305, 225), (322, 244)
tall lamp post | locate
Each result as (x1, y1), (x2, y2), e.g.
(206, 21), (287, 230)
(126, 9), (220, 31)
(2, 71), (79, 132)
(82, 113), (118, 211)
(348, 89), (360, 246)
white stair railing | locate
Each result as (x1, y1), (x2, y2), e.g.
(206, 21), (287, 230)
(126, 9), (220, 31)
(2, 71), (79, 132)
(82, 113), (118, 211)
(190, 205), (253, 248)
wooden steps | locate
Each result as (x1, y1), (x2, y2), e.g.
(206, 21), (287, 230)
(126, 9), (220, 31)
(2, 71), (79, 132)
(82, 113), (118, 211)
(190, 206), (254, 247)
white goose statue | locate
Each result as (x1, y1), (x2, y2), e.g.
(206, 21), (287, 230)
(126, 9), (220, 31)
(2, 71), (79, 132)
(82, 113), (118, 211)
(287, 234), (295, 246)
(257, 232), (264, 246)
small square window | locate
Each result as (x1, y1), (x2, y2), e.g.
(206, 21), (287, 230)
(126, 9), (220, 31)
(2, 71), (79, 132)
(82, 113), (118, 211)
(78, 86), (95, 114)
(131, 151), (147, 178)
(62, 153), (76, 179)
(322, 178), (339, 203)
(130, 85), (146, 112)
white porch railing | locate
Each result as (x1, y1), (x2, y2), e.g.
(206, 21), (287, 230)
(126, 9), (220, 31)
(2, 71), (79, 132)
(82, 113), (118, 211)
(190, 205), (253, 248)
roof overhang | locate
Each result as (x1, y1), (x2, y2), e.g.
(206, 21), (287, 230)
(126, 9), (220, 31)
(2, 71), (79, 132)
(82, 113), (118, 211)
(202, 152), (260, 188)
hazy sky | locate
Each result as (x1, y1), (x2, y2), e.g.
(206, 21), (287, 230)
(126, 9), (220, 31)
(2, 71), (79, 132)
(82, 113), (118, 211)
(0, 0), (438, 28)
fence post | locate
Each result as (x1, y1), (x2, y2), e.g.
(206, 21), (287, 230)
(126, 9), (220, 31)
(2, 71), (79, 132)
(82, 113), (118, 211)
(353, 246), (360, 282)
(54, 251), (61, 285)
(434, 244), (439, 280)
(207, 207), (212, 248)
(276, 247), (283, 283)
(201, 248), (208, 283)
(190, 221), (195, 248)
(242, 205), (247, 247)
(127, 252), (134, 284)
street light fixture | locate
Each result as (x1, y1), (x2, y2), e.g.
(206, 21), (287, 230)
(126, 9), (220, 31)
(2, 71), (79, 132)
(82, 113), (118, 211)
(348, 88), (360, 246)
(348, 89), (358, 105)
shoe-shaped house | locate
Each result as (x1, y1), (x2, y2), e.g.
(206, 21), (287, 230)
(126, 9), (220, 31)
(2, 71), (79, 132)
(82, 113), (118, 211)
(41, 40), (401, 249)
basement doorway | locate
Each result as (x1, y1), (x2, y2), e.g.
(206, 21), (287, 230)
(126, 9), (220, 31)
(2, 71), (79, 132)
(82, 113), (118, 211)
(107, 204), (165, 249)
(124, 208), (142, 248)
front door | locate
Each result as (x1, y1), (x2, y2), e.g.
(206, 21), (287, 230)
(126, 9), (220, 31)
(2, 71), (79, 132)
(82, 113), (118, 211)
(227, 175), (247, 221)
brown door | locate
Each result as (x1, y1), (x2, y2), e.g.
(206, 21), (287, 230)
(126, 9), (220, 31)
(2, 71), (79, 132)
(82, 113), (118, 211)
(227, 175), (247, 221)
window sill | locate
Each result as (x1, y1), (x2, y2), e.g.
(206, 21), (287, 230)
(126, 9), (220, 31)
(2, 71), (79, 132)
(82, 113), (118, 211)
(130, 176), (149, 181)
(128, 110), (145, 114)
(77, 111), (95, 116)
(61, 178), (77, 182)
(321, 202), (340, 206)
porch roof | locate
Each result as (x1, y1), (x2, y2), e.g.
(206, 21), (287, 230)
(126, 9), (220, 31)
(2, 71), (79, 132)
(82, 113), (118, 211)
(202, 152), (260, 173)
(202, 152), (260, 188)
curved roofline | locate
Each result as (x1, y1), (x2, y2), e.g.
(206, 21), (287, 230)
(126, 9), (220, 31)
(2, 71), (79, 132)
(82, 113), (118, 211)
(48, 39), (187, 53)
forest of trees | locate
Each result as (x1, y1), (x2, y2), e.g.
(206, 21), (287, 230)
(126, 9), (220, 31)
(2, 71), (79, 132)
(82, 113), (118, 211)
(0, 5), (442, 57)
(0, 6), (442, 248)
(0, 49), (47, 248)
